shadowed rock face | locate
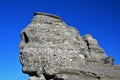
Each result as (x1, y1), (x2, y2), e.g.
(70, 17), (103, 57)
(19, 12), (120, 80)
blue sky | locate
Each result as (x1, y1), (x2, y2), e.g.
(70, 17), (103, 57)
(0, 0), (120, 80)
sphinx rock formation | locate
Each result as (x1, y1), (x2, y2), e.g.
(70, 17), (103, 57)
(19, 12), (120, 80)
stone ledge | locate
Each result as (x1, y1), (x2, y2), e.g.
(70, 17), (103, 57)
(34, 12), (62, 20)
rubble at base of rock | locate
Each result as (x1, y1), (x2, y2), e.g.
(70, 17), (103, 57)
(19, 12), (120, 80)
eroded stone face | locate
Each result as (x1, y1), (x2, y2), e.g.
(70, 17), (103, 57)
(20, 33), (41, 76)
(19, 12), (120, 80)
(19, 12), (88, 78)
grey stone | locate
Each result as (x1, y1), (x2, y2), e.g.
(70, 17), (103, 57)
(101, 57), (114, 66)
(19, 12), (120, 80)
(82, 34), (107, 61)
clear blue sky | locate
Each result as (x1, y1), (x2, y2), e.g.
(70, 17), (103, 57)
(0, 0), (120, 80)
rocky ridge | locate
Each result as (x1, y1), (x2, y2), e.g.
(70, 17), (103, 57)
(19, 12), (120, 80)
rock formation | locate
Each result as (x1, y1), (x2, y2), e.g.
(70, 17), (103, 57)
(19, 12), (120, 80)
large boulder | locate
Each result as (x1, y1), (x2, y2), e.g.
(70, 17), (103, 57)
(19, 12), (120, 80)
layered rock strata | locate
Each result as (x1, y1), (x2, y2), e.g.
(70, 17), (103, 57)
(19, 12), (120, 80)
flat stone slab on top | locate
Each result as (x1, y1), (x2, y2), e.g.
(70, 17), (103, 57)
(34, 12), (62, 20)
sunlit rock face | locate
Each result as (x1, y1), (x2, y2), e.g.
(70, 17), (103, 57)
(19, 12), (120, 80)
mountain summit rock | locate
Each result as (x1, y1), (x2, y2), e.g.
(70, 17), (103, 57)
(19, 12), (120, 80)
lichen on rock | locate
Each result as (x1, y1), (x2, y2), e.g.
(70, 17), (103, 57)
(19, 12), (120, 80)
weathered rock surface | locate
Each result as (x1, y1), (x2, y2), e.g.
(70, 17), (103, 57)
(19, 12), (120, 80)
